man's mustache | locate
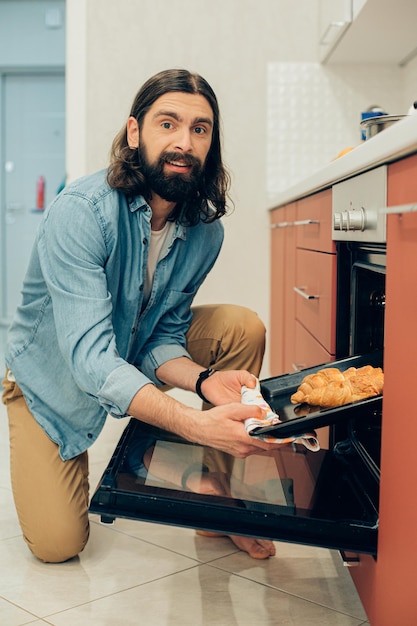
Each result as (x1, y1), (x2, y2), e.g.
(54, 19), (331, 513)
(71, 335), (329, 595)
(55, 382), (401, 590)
(161, 151), (202, 169)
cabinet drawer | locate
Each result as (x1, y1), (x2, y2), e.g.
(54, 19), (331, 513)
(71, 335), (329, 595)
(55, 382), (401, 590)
(293, 319), (334, 371)
(294, 248), (336, 353)
(296, 188), (334, 253)
(387, 153), (417, 205)
(293, 320), (333, 450)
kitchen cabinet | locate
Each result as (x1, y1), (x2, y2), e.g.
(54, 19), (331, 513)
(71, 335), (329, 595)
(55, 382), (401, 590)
(318, 0), (352, 63)
(342, 153), (417, 625)
(270, 190), (335, 450)
(270, 188), (336, 377)
(270, 202), (297, 375)
(320, 0), (417, 66)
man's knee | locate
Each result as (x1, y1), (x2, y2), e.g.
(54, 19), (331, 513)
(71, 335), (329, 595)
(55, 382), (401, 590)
(190, 304), (266, 374)
(25, 515), (89, 563)
(214, 304), (266, 350)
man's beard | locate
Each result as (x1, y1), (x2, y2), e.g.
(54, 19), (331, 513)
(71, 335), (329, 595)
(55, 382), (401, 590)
(138, 144), (204, 203)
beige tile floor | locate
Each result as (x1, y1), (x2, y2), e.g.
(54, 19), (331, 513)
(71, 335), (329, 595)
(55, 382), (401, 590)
(0, 375), (370, 626)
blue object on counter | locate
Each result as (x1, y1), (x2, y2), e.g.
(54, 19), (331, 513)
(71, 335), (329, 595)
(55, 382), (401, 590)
(361, 111), (388, 141)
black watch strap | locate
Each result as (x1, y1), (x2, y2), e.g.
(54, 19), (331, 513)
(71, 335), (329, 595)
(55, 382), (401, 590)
(195, 368), (216, 404)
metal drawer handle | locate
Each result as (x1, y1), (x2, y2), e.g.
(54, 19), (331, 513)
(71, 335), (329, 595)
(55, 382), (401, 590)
(381, 203), (417, 215)
(292, 363), (306, 372)
(320, 21), (348, 45)
(271, 219), (319, 229)
(293, 286), (320, 300)
(293, 219), (320, 226)
(270, 221), (294, 229)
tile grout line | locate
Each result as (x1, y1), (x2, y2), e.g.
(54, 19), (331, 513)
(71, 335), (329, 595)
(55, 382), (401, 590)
(204, 561), (367, 623)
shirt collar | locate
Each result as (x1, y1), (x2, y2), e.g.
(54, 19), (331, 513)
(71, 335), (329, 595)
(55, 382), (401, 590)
(128, 195), (187, 241)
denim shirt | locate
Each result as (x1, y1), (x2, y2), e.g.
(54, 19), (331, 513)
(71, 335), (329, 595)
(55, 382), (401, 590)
(5, 170), (224, 460)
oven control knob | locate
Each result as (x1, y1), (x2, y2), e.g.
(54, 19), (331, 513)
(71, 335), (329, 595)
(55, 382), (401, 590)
(333, 207), (366, 231)
(333, 211), (347, 231)
(347, 207), (366, 231)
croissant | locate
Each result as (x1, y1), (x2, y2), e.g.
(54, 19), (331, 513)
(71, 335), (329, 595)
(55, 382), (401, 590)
(290, 368), (345, 404)
(291, 365), (384, 407)
(349, 371), (384, 397)
(301, 380), (354, 407)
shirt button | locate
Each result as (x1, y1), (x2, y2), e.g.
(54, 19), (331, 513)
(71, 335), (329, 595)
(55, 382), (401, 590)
(139, 285), (144, 291)
(143, 238), (148, 245)
(87, 433), (93, 439)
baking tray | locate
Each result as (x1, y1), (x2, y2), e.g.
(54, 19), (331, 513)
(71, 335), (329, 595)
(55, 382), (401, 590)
(256, 352), (383, 439)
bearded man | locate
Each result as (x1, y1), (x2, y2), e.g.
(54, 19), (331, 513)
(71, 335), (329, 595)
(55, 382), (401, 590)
(2, 69), (276, 563)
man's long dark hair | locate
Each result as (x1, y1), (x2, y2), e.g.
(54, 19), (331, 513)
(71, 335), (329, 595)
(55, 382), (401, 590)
(107, 69), (231, 226)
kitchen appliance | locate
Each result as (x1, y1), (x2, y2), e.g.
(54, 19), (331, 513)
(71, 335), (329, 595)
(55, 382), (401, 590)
(360, 114), (408, 141)
(332, 165), (387, 242)
(90, 167), (388, 561)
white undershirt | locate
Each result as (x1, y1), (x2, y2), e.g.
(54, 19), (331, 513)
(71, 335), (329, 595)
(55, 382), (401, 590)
(143, 221), (175, 303)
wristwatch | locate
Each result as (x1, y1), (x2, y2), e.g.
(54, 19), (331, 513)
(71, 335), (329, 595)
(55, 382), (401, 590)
(195, 368), (216, 404)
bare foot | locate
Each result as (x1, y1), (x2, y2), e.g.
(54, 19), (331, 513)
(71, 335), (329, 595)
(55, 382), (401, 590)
(197, 530), (276, 560)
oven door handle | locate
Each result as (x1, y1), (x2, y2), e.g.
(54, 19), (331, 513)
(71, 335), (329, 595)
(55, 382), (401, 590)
(293, 286), (320, 300)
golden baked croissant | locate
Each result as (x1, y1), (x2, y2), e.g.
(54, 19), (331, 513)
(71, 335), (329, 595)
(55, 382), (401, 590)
(349, 371), (384, 397)
(301, 380), (354, 407)
(290, 365), (384, 407)
(290, 368), (345, 404)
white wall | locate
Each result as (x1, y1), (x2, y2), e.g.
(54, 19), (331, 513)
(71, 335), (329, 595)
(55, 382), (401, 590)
(67, 0), (320, 376)
(403, 55), (417, 110)
(66, 0), (417, 377)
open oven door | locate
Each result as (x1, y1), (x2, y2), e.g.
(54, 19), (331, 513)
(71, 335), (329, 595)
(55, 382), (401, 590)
(89, 353), (382, 557)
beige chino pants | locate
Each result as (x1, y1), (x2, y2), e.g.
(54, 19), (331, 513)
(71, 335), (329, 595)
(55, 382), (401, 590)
(2, 304), (265, 563)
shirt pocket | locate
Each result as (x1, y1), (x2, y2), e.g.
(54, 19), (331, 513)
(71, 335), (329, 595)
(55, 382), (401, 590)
(161, 288), (197, 325)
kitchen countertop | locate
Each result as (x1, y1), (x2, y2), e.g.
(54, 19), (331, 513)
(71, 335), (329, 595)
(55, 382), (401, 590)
(269, 113), (417, 210)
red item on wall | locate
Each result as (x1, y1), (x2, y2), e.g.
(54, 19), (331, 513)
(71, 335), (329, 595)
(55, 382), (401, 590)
(37, 176), (45, 210)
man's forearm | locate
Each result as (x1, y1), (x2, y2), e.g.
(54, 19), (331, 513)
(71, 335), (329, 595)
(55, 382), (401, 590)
(156, 356), (206, 393)
(126, 357), (208, 444)
(127, 381), (199, 442)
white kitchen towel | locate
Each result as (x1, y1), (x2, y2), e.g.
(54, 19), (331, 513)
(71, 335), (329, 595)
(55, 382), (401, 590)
(242, 379), (320, 452)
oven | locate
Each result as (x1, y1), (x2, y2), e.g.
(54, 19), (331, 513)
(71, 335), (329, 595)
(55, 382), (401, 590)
(331, 167), (387, 510)
(90, 167), (388, 561)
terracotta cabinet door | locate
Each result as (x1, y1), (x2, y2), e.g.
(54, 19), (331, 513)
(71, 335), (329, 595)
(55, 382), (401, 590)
(371, 208), (417, 624)
(294, 248), (337, 355)
(296, 188), (333, 253)
(270, 206), (287, 375)
(270, 189), (336, 375)
(270, 203), (297, 375)
(349, 156), (417, 625)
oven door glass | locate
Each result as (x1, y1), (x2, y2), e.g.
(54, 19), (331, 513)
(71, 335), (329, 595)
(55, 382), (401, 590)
(90, 357), (380, 556)
(90, 419), (378, 555)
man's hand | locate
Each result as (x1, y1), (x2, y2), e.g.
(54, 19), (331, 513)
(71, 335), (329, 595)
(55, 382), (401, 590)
(128, 384), (279, 458)
(155, 357), (258, 406)
(184, 402), (276, 458)
(198, 369), (257, 406)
